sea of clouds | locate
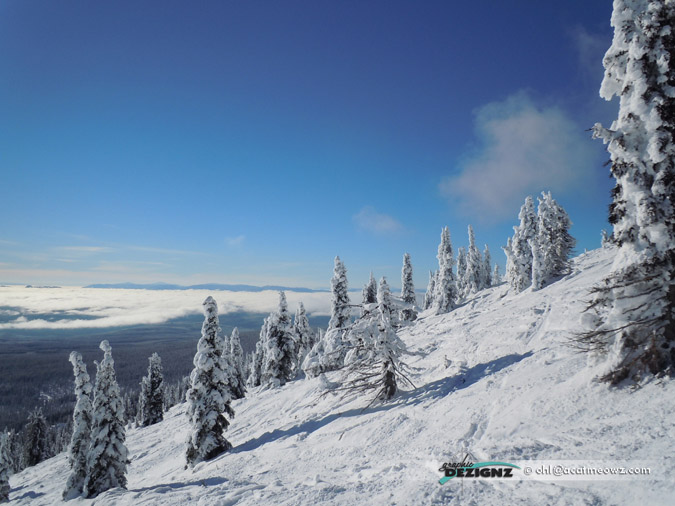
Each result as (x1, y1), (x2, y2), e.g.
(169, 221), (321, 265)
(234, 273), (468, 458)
(0, 286), (332, 330)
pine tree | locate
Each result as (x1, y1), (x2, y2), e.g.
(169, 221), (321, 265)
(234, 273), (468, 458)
(505, 196), (537, 292)
(229, 328), (246, 399)
(423, 270), (437, 310)
(434, 227), (458, 314)
(464, 225), (483, 295)
(63, 352), (93, 500)
(84, 340), (128, 497)
(377, 277), (394, 321)
(361, 271), (378, 314)
(293, 303), (314, 371)
(23, 408), (48, 467)
(247, 318), (268, 388)
(578, 0), (675, 383)
(456, 247), (467, 298)
(482, 244), (493, 288)
(401, 253), (416, 305)
(138, 353), (164, 427)
(261, 291), (298, 386)
(492, 264), (501, 285)
(328, 256), (351, 330)
(0, 432), (10, 503)
(185, 297), (235, 467)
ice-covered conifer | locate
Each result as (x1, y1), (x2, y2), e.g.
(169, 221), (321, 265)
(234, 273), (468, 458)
(506, 196), (537, 292)
(434, 227), (458, 313)
(464, 225), (483, 295)
(423, 270), (436, 310)
(401, 253), (415, 304)
(456, 247), (467, 298)
(0, 432), (10, 503)
(185, 297), (235, 467)
(261, 291), (298, 386)
(482, 244), (492, 288)
(328, 256), (351, 330)
(138, 353), (164, 427)
(229, 328), (246, 399)
(492, 264), (501, 285)
(362, 272), (377, 310)
(84, 340), (128, 497)
(23, 408), (48, 467)
(377, 277), (394, 321)
(247, 318), (268, 388)
(63, 352), (93, 499)
(293, 303), (314, 370)
(578, 0), (675, 383)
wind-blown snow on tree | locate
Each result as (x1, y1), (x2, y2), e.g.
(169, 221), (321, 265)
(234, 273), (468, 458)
(185, 297), (235, 467)
(229, 328), (246, 399)
(328, 256), (351, 330)
(362, 272), (378, 311)
(84, 340), (128, 497)
(505, 196), (537, 292)
(456, 247), (467, 298)
(138, 353), (164, 427)
(261, 291), (298, 387)
(401, 253), (415, 304)
(0, 432), (10, 503)
(63, 352), (93, 500)
(247, 318), (268, 388)
(482, 245), (493, 288)
(423, 270), (437, 310)
(378, 277), (394, 321)
(434, 227), (458, 313)
(579, 0), (675, 383)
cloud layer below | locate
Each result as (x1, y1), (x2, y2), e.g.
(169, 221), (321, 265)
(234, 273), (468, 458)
(0, 286), (331, 330)
(440, 93), (596, 219)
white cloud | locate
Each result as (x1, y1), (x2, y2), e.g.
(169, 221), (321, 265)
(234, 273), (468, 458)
(440, 92), (596, 219)
(54, 246), (113, 254)
(353, 207), (404, 235)
(226, 235), (246, 248)
(0, 286), (331, 330)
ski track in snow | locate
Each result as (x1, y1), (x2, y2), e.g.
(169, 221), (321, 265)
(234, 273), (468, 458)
(8, 248), (675, 505)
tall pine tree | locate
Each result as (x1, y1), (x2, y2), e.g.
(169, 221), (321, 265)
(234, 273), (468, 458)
(229, 328), (246, 399)
(138, 353), (164, 427)
(261, 291), (297, 386)
(23, 408), (48, 467)
(328, 256), (351, 330)
(84, 341), (128, 497)
(434, 227), (458, 314)
(0, 432), (10, 503)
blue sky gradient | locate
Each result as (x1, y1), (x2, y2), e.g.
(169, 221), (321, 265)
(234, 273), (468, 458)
(0, 0), (617, 289)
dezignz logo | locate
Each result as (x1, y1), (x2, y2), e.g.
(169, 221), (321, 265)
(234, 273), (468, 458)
(438, 454), (521, 484)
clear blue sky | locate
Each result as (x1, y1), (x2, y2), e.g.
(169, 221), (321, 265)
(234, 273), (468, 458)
(0, 0), (617, 289)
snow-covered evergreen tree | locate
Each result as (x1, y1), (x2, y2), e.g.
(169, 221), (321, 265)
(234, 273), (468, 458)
(492, 264), (501, 285)
(434, 227), (458, 313)
(579, 0), (675, 383)
(138, 353), (164, 427)
(261, 291), (298, 386)
(229, 327), (246, 399)
(482, 244), (492, 288)
(401, 253), (415, 305)
(530, 238), (545, 291)
(185, 297), (235, 467)
(423, 270), (436, 310)
(23, 408), (48, 467)
(361, 271), (377, 314)
(84, 340), (128, 497)
(328, 256), (351, 330)
(0, 432), (10, 503)
(293, 303), (314, 371)
(377, 277), (394, 321)
(456, 247), (467, 298)
(247, 318), (268, 388)
(549, 195), (575, 277)
(601, 229), (613, 248)
(464, 225), (483, 295)
(63, 352), (93, 500)
(505, 196), (537, 292)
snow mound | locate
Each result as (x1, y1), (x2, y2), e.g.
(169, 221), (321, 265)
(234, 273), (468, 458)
(9, 248), (675, 505)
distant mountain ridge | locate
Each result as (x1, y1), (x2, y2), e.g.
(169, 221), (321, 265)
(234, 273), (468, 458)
(84, 282), (328, 293)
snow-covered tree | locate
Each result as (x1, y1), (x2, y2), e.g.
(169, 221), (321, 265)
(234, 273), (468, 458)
(229, 328), (246, 399)
(247, 318), (268, 388)
(361, 272), (377, 313)
(261, 291), (297, 386)
(138, 353), (164, 427)
(482, 245), (492, 288)
(505, 196), (537, 292)
(456, 247), (467, 298)
(63, 352), (93, 500)
(293, 303), (314, 370)
(23, 408), (48, 467)
(401, 253), (415, 305)
(185, 297), (235, 467)
(601, 229), (613, 248)
(423, 270), (437, 310)
(464, 225), (483, 295)
(434, 227), (458, 313)
(492, 264), (501, 285)
(84, 340), (128, 497)
(578, 0), (675, 383)
(328, 256), (351, 330)
(377, 277), (394, 321)
(0, 432), (10, 503)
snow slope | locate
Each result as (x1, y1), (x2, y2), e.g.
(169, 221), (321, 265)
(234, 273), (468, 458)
(8, 248), (675, 505)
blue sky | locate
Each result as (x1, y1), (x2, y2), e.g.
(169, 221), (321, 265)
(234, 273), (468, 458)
(0, 0), (617, 289)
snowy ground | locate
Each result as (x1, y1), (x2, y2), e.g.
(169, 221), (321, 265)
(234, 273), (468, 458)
(8, 248), (675, 505)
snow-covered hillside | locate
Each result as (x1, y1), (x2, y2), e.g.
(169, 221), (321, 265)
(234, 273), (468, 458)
(8, 248), (675, 505)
